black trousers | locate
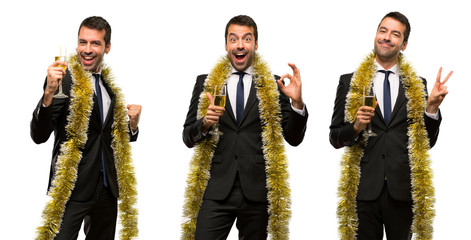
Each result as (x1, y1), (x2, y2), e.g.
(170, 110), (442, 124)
(54, 178), (118, 240)
(356, 181), (413, 240)
(195, 179), (269, 240)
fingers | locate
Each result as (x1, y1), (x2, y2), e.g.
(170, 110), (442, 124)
(204, 92), (224, 125)
(436, 67), (453, 85)
(287, 63), (299, 76)
(435, 67), (442, 83)
(277, 78), (287, 92)
(356, 106), (375, 123)
(443, 70), (453, 85)
(127, 104), (142, 113)
(48, 64), (66, 81)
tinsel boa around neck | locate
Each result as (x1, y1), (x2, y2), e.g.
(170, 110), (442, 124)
(181, 53), (291, 239)
(337, 52), (435, 240)
(35, 54), (138, 240)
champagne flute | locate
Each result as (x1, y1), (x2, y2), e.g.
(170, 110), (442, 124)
(209, 84), (227, 136)
(363, 86), (377, 137)
(53, 47), (68, 98)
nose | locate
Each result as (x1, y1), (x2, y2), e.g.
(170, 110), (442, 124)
(84, 43), (92, 53)
(236, 39), (244, 49)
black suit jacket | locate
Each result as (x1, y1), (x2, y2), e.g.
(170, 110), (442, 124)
(31, 71), (138, 202)
(183, 74), (308, 202)
(329, 73), (441, 201)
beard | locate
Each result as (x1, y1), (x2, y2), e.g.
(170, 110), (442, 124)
(78, 52), (105, 73)
(228, 49), (255, 72)
(374, 39), (402, 61)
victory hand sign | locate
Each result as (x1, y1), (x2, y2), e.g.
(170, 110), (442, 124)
(426, 67), (453, 114)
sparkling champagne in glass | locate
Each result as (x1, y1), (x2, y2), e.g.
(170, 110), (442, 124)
(363, 86), (377, 137)
(53, 47), (68, 98)
(209, 84), (227, 136)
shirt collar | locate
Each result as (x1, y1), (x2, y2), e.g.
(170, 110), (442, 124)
(231, 66), (254, 76)
(375, 60), (398, 75)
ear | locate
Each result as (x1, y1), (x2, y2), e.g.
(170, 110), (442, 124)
(401, 41), (408, 51)
(105, 42), (111, 54)
(254, 40), (258, 51)
(225, 41), (228, 52)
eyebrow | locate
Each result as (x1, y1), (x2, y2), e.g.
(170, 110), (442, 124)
(78, 38), (103, 45)
(228, 32), (254, 38)
(379, 26), (402, 36)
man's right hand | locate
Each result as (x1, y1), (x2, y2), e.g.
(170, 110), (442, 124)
(202, 92), (225, 133)
(354, 105), (375, 136)
(43, 60), (67, 106)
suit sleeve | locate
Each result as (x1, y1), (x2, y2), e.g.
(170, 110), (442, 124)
(128, 126), (139, 142)
(329, 74), (358, 149)
(182, 75), (210, 148)
(422, 78), (441, 148)
(30, 97), (54, 144)
(278, 76), (308, 146)
(30, 77), (68, 144)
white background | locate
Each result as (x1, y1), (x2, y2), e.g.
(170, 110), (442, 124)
(1, 0), (469, 239)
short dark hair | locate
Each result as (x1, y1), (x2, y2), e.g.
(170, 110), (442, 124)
(78, 16), (111, 47)
(225, 15), (258, 42)
(379, 12), (411, 43)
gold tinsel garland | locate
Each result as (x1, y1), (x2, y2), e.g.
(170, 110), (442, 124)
(35, 54), (138, 240)
(181, 53), (291, 239)
(338, 52), (435, 240)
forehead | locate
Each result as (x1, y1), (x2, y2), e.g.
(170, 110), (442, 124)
(378, 17), (406, 34)
(226, 24), (255, 37)
(78, 26), (106, 42)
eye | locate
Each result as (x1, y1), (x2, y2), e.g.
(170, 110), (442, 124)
(92, 41), (102, 47)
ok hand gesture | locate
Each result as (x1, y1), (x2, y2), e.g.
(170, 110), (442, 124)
(278, 63), (304, 110)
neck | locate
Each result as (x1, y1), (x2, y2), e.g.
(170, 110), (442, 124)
(375, 55), (399, 70)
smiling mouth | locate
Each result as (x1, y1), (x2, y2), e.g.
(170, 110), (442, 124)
(81, 55), (96, 65)
(234, 52), (247, 62)
(378, 40), (394, 48)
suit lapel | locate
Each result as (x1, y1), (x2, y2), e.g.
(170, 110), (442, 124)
(92, 95), (102, 127)
(389, 77), (406, 125)
(102, 79), (115, 128)
(225, 91), (237, 124)
(239, 82), (257, 126)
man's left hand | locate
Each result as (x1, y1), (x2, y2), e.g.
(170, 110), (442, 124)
(127, 104), (142, 131)
(426, 67), (452, 114)
(278, 63), (304, 110)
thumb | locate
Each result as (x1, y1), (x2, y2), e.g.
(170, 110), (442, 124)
(277, 79), (286, 92)
(206, 92), (214, 104)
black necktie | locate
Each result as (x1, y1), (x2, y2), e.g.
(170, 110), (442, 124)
(93, 74), (108, 187)
(93, 74), (104, 124)
(235, 72), (245, 125)
(379, 70), (392, 124)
